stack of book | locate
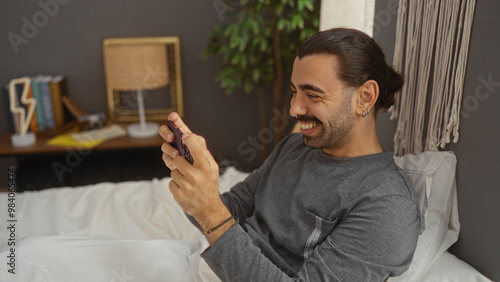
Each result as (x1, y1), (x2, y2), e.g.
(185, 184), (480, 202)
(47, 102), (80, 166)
(2, 75), (85, 134)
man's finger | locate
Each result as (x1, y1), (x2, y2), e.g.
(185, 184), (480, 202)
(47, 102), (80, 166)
(190, 133), (208, 150)
(168, 112), (192, 135)
(162, 151), (178, 171)
(170, 169), (184, 183)
(161, 142), (179, 158)
(158, 125), (174, 142)
(180, 133), (209, 169)
(168, 179), (180, 198)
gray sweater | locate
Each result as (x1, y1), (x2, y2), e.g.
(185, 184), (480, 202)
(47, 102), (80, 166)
(201, 133), (420, 281)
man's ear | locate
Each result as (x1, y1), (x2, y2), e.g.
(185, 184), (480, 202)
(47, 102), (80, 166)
(355, 80), (379, 117)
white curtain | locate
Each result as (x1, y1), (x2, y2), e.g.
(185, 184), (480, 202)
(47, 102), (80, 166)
(320, 0), (376, 35)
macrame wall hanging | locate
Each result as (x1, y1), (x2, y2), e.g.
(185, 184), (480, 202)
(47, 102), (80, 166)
(389, 0), (476, 156)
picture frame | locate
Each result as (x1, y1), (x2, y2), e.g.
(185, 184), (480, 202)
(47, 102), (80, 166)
(102, 36), (184, 122)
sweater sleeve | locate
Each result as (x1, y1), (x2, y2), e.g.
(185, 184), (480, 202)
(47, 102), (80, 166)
(201, 194), (420, 282)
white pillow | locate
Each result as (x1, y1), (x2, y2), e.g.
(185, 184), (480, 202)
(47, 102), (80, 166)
(420, 251), (492, 282)
(389, 151), (460, 281)
(218, 166), (250, 193)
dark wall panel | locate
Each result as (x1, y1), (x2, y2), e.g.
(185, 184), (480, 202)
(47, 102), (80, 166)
(374, 0), (500, 280)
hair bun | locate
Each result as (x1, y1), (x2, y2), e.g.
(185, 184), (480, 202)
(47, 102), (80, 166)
(297, 28), (405, 114)
(376, 67), (404, 112)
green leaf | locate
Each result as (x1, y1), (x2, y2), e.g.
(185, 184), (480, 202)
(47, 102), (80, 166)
(223, 24), (235, 37)
(251, 37), (260, 47)
(231, 53), (242, 66)
(250, 19), (260, 34)
(243, 79), (253, 93)
(240, 55), (248, 69)
(277, 18), (288, 31)
(275, 3), (285, 15)
(252, 69), (261, 82)
(260, 39), (268, 51)
(229, 34), (240, 49)
(303, 0), (314, 11)
(298, 0), (305, 11)
(292, 14), (305, 29)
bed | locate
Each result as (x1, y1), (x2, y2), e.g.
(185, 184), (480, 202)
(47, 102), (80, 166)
(0, 151), (492, 281)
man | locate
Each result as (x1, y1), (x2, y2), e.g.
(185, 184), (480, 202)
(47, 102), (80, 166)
(159, 28), (420, 281)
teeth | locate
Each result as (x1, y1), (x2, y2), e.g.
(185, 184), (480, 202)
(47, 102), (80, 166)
(300, 123), (317, 130)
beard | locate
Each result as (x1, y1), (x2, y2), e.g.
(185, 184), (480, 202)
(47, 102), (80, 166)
(299, 95), (355, 150)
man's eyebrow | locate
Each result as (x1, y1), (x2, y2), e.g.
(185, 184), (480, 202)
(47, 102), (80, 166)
(290, 81), (326, 94)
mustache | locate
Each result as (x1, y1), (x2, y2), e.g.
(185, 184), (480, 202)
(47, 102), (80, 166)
(296, 115), (321, 123)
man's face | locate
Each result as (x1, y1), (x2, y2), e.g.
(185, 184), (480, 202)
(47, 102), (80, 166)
(289, 55), (356, 152)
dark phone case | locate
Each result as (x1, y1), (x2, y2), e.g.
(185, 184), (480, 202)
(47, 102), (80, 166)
(167, 120), (193, 164)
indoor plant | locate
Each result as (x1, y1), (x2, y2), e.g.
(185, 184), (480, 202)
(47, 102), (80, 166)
(204, 0), (320, 161)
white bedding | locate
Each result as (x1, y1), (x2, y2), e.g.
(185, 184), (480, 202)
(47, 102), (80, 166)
(0, 159), (492, 281)
(1, 235), (205, 282)
(0, 167), (249, 282)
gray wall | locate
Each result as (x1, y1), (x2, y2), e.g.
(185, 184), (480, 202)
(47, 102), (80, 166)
(374, 0), (500, 280)
(1, 0), (499, 280)
(0, 0), (268, 171)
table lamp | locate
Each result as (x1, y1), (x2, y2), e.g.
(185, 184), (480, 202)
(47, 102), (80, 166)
(103, 43), (168, 138)
(9, 77), (37, 147)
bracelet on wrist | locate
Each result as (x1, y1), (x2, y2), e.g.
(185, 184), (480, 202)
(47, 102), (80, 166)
(203, 216), (239, 236)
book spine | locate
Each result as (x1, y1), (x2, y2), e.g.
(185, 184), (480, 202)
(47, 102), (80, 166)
(31, 79), (46, 131)
(2, 83), (15, 133)
(49, 76), (66, 129)
(62, 96), (86, 119)
(39, 77), (55, 129)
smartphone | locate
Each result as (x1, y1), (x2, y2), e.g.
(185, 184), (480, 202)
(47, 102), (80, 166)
(167, 120), (193, 164)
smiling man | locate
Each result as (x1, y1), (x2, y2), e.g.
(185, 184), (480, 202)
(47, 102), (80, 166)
(160, 28), (420, 281)
(290, 56), (357, 155)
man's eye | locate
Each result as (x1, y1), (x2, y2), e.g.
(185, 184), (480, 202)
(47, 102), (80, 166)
(307, 94), (319, 99)
(289, 89), (297, 95)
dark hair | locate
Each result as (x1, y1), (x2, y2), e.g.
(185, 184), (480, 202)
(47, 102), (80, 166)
(297, 28), (404, 114)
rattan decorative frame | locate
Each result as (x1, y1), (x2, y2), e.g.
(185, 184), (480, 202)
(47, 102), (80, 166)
(103, 36), (184, 121)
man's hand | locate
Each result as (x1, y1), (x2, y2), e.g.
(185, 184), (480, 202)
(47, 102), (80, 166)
(159, 112), (192, 171)
(159, 112), (234, 245)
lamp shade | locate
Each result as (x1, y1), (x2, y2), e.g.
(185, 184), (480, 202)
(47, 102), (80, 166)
(103, 43), (168, 91)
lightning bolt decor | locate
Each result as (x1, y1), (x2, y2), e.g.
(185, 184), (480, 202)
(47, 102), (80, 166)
(9, 77), (37, 147)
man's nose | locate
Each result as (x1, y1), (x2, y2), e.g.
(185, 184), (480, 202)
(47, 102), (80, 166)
(289, 93), (308, 118)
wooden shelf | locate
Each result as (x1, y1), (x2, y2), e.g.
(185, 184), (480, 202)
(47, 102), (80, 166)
(0, 129), (164, 156)
(0, 124), (169, 191)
